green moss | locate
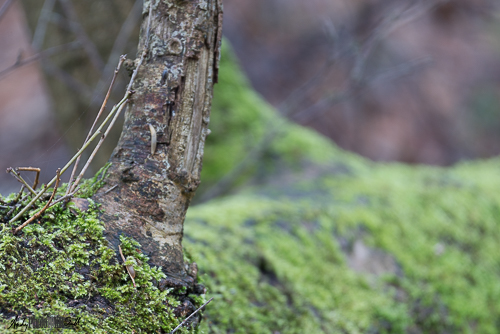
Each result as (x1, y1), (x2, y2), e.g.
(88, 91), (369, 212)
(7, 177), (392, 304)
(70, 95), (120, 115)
(0, 168), (198, 333)
(182, 40), (500, 333)
(74, 163), (112, 198)
(2, 38), (500, 334)
(185, 158), (500, 333)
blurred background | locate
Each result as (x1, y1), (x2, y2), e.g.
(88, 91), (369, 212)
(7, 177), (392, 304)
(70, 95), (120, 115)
(1, 0), (500, 195)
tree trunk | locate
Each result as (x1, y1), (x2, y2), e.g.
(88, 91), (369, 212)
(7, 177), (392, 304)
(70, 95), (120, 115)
(94, 0), (222, 286)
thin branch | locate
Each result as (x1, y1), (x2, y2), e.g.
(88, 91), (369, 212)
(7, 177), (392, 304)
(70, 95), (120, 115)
(103, 185), (118, 195)
(9, 94), (126, 224)
(0, 0), (14, 22)
(6, 168), (37, 196)
(72, 2), (153, 192)
(292, 57), (431, 123)
(10, 15), (150, 224)
(198, 1), (439, 202)
(17, 167), (41, 190)
(48, 185), (80, 209)
(7, 204), (19, 217)
(66, 55), (126, 196)
(0, 41), (81, 81)
(12, 186), (24, 203)
(58, 0), (105, 72)
(32, 0), (57, 50)
(92, 0), (142, 102)
(169, 298), (214, 334)
(71, 99), (128, 191)
(13, 169), (61, 234)
(43, 60), (93, 100)
(118, 245), (136, 288)
(9, 2), (153, 223)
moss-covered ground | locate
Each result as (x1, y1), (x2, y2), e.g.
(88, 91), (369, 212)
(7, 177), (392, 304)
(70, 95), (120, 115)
(186, 44), (500, 333)
(0, 168), (200, 333)
(2, 42), (500, 333)
(187, 159), (500, 333)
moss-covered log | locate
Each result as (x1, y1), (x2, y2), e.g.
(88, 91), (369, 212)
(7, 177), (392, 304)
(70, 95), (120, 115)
(184, 45), (500, 333)
(2, 41), (500, 333)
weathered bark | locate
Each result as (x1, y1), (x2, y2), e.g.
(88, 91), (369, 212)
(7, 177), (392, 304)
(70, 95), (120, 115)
(94, 0), (222, 285)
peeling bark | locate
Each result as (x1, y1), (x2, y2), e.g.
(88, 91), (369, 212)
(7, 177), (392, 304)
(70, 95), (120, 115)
(94, 0), (222, 285)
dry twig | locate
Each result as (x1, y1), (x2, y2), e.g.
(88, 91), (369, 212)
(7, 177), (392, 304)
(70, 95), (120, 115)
(118, 245), (136, 288)
(17, 167), (41, 190)
(71, 99), (128, 191)
(13, 169), (61, 234)
(12, 186), (25, 204)
(0, 41), (81, 81)
(9, 4), (152, 228)
(92, 0), (142, 102)
(103, 185), (118, 195)
(169, 298), (214, 334)
(70, 3), (153, 192)
(58, 0), (105, 71)
(48, 185), (80, 209)
(66, 55), (126, 196)
(32, 0), (57, 50)
(9, 121), (111, 224)
(6, 168), (37, 196)
(6, 204), (19, 218)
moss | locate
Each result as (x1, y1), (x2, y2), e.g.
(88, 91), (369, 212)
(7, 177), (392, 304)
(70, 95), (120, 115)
(184, 159), (500, 333)
(73, 163), (111, 198)
(182, 41), (500, 333)
(0, 167), (200, 333)
(3, 38), (500, 333)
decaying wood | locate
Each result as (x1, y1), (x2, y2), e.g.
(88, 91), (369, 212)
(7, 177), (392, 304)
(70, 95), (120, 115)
(95, 0), (223, 285)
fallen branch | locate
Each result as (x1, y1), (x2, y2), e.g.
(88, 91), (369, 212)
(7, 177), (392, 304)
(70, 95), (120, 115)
(6, 204), (19, 218)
